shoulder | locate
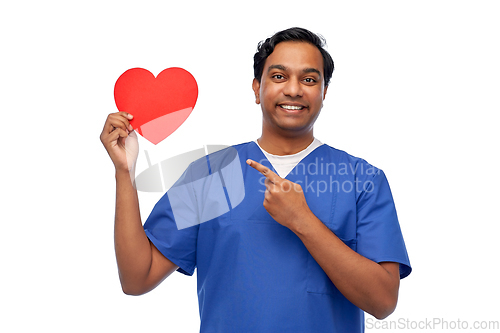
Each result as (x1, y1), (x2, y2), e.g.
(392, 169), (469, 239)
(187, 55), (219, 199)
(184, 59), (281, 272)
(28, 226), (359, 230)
(231, 141), (255, 153)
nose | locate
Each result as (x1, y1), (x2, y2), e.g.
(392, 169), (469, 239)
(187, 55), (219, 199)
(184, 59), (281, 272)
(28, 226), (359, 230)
(282, 77), (303, 98)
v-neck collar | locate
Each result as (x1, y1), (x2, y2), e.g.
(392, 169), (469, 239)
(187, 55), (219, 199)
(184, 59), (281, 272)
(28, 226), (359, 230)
(249, 140), (325, 179)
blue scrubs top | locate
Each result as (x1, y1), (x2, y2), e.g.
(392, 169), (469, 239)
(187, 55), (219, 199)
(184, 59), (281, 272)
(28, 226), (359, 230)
(144, 142), (411, 333)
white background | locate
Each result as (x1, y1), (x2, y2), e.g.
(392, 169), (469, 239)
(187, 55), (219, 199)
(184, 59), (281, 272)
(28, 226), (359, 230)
(1, 1), (499, 332)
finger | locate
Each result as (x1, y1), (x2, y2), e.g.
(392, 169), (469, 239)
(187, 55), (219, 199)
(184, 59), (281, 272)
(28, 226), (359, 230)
(106, 112), (134, 133)
(264, 177), (276, 190)
(246, 159), (281, 184)
(117, 111), (134, 120)
(127, 130), (137, 139)
(111, 111), (134, 123)
(118, 112), (134, 131)
(104, 115), (126, 134)
(104, 127), (129, 146)
(111, 113), (134, 132)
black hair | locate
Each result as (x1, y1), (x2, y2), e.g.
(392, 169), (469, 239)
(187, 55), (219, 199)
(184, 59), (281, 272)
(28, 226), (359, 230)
(253, 27), (334, 87)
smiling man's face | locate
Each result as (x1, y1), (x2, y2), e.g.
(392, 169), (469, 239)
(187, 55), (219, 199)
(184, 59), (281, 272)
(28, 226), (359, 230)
(252, 41), (328, 138)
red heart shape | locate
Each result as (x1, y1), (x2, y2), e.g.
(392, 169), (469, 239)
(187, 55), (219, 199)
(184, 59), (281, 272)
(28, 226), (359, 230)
(114, 67), (198, 145)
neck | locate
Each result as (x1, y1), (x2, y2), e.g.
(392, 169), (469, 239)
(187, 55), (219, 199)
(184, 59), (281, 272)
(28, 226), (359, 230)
(258, 128), (315, 155)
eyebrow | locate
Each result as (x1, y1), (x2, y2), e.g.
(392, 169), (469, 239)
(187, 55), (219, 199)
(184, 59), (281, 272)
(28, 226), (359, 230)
(267, 64), (322, 77)
(303, 67), (321, 77)
(267, 64), (287, 73)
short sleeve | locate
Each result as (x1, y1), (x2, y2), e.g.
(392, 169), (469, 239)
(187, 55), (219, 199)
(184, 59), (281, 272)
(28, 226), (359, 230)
(356, 170), (412, 279)
(143, 147), (244, 276)
(143, 185), (199, 276)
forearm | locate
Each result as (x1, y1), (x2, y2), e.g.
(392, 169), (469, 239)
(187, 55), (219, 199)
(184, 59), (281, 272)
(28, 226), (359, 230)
(293, 214), (400, 319)
(114, 168), (153, 294)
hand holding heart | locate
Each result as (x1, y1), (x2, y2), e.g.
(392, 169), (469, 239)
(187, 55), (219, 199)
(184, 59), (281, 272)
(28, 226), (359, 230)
(246, 159), (313, 231)
(100, 112), (139, 173)
(114, 68), (198, 145)
(103, 67), (198, 172)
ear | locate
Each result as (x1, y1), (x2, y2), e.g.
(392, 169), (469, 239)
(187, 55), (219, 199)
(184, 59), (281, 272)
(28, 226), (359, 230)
(252, 78), (261, 104)
(323, 85), (328, 100)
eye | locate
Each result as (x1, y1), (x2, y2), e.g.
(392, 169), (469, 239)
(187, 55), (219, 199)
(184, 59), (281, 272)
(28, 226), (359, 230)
(303, 77), (316, 83)
(272, 74), (285, 80)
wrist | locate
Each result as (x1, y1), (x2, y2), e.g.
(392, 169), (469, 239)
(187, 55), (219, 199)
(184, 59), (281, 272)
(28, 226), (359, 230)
(114, 158), (136, 173)
(289, 208), (317, 237)
(115, 167), (135, 184)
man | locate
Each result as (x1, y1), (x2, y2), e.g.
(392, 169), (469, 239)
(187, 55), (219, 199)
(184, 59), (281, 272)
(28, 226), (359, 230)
(101, 27), (411, 332)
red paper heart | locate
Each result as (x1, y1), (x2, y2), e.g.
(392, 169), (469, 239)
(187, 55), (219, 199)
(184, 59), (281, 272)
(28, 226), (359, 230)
(114, 67), (198, 145)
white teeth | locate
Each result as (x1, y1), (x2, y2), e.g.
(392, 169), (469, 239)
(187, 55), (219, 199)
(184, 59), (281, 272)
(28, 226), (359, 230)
(280, 105), (303, 110)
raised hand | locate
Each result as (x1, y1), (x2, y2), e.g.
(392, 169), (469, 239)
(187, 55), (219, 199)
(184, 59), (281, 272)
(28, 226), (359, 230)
(100, 112), (139, 173)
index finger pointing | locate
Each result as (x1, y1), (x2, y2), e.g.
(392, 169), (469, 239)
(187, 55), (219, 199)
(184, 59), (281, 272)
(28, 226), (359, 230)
(246, 159), (281, 183)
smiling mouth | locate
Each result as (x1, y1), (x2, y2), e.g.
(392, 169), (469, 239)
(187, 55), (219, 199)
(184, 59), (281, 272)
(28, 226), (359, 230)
(279, 104), (305, 111)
